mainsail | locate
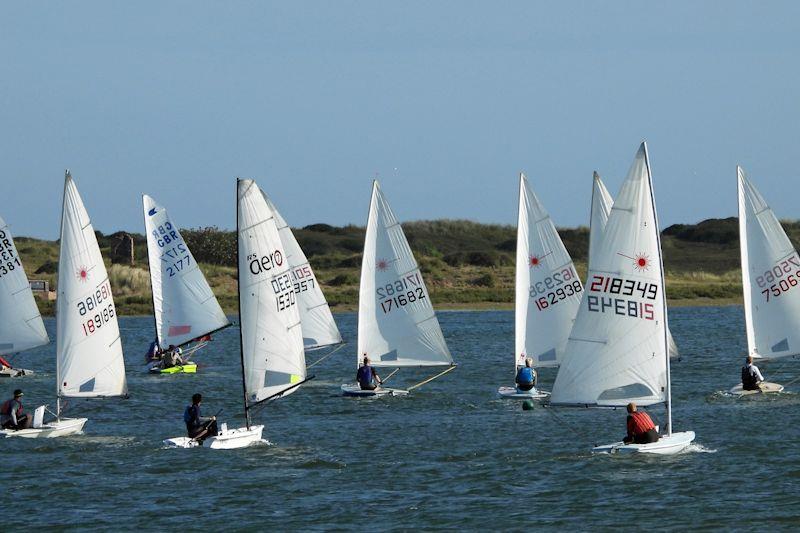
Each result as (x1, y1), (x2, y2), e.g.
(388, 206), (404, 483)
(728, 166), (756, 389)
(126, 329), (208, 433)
(260, 190), (342, 351)
(515, 173), (582, 368)
(142, 194), (229, 348)
(238, 179), (306, 403)
(590, 171), (680, 360)
(738, 166), (800, 360)
(551, 144), (668, 407)
(0, 215), (49, 355)
(357, 181), (453, 368)
(56, 172), (127, 398)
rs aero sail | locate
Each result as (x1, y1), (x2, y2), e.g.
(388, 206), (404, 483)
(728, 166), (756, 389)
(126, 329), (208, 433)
(2, 171), (128, 438)
(142, 195), (231, 374)
(551, 143), (695, 455)
(342, 180), (456, 397)
(0, 214), (49, 378)
(731, 167), (799, 396)
(164, 179), (313, 449)
(498, 173), (582, 400)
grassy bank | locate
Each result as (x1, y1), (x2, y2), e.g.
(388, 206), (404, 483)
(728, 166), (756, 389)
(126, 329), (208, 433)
(17, 217), (798, 315)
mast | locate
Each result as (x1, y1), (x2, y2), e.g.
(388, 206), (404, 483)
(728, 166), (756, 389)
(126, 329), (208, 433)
(236, 179), (251, 430)
(56, 170), (70, 419)
(588, 171), (599, 267)
(142, 195), (160, 349)
(643, 143), (671, 436)
(515, 172), (525, 376)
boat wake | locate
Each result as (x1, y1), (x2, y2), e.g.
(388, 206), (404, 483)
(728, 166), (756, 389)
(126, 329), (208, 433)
(681, 443), (717, 454)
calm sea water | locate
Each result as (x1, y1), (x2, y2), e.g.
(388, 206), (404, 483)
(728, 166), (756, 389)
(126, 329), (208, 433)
(3, 306), (799, 531)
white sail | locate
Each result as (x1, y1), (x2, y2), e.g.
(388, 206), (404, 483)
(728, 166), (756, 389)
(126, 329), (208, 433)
(143, 195), (229, 348)
(238, 179), (306, 403)
(590, 172), (680, 360)
(738, 166), (800, 360)
(357, 181), (453, 368)
(0, 216), (49, 355)
(260, 191), (342, 350)
(552, 144), (667, 407)
(515, 173), (582, 368)
(56, 172), (127, 398)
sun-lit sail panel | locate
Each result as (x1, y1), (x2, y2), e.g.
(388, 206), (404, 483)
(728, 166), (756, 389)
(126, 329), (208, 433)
(357, 181), (453, 368)
(56, 173), (127, 398)
(552, 144), (667, 407)
(260, 190), (342, 351)
(142, 194), (229, 348)
(0, 215), (49, 355)
(238, 179), (306, 402)
(738, 167), (800, 360)
(515, 174), (582, 368)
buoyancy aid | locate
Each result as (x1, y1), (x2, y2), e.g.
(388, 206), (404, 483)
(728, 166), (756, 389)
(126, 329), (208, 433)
(516, 367), (534, 385)
(1, 398), (21, 417)
(627, 411), (655, 435)
(742, 365), (759, 390)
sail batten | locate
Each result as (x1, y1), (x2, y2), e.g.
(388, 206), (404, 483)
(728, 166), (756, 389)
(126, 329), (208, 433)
(738, 167), (800, 361)
(57, 172), (127, 398)
(357, 181), (453, 368)
(514, 173), (582, 370)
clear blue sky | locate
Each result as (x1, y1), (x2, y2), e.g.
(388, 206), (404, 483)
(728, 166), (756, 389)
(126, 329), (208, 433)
(1, 2), (798, 239)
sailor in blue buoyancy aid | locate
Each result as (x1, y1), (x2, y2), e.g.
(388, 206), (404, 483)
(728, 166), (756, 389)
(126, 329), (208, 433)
(183, 393), (218, 441)
(741, 355), (765, 391)
(515, 358), (537, 392)
(356, 356), (383, 391)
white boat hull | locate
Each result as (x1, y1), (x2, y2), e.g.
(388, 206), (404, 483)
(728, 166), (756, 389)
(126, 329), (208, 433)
(0, 367), (33, 378)
(593, 430), (695, 455)
(0, 417), (87, 438)
(341, 384), (409, 397)
(729, 382), (784, 396)
(497, 386), (550, 400)
(164, 424), (264, 450)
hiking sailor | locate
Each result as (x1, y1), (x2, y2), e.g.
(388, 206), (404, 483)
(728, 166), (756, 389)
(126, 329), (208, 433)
(623, 402), (659, 444)
(515, 357), (536, 392)
(1, 389), (32, 430)
(356, 356), (382, 391)
(184, 393), (218, 441)
(741, 355), (765, 391)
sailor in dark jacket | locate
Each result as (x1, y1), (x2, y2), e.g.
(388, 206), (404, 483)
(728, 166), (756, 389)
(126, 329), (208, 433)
(184, 393), (218, 441)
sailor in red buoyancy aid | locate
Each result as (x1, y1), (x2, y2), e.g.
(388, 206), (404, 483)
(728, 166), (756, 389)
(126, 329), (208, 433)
(623, 402), (659, 444)
(1, 389), (31, 430)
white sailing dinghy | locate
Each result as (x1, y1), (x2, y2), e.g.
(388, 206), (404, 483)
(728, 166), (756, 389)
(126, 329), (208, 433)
(590, 171), (680, 360)
(551, 144), (694, 455)
(0, 215), (49, 377)
(498, 174), (581, 400)
(164, 179), (312, 449)
(260, 190), (343, 359)
(731, 167), (799, 396)
(2, 171), (128, 438)
(342, 181), (455, 397)
(142, 194), (231, 373)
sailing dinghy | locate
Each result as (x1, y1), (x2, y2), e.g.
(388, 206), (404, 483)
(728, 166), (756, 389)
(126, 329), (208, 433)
(551, 144), (694, 455)
(164, 179), (312, 449)
(142, 195), (231, 374)
(590, 171), (680, 360)
(2, 171), (128, 438)
(0, 215), (49, 378)
(260, 190), (343, 360)
(342, 181), (455, 397)
(731, 167), (799, 396)
(498, 174), (581, 400)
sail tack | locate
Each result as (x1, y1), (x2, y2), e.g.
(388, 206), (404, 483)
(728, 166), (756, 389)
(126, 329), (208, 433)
(143, 195), (229, 348)
(357, 181), (453, 368)
(738, 167), (800, 360)
(238, 179), (306, 403)
(260, 191), (342, 351)
(57, 173), (127, 398)
(552, 144), (667, 407)
(0, 215), (49, 355)
(515, 174), (582, 368)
